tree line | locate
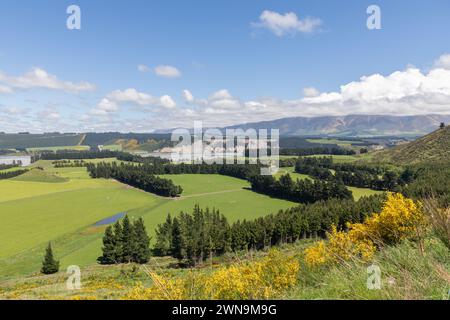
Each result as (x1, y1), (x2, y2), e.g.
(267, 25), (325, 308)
(0, 163), (19, 170)
(98, 215), (151, 264)
(52, 160), (87, 168)
(154, 194), (385, 265)
(249, 173), (353, 203)
(86, 162), (183, 197)
(295, 157), (415, 191)
(280, 147), (356, 156)
(401, 164), (450, 205)
(0, 169), (28, 180)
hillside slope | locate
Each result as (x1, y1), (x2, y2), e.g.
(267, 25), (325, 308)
(372, 126), (450, 165)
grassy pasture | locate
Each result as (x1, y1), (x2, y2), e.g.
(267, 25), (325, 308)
(0, 164), (297, 279)
(158, 174), (249, 196)
(11, 169), (68, 183)
(0, 183), (156, 260)
(26, 145), (90, 152)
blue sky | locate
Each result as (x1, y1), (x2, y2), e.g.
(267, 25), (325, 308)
(1, 0), (450, 132)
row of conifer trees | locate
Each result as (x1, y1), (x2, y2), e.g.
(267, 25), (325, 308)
(153, 194), (385, 265)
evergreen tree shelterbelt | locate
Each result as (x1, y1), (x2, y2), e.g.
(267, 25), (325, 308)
(41, 242), (60, 274)
(98, 215), (152, 265)
(153, 195), (386, 262)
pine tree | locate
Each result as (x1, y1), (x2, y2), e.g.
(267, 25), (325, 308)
(98, 226), (117, 264)
(121, 215), (136, 263)
(133, 217), (151, 263)
(113, 220), (123, 262)
(171, 217), (184, 260)
(41, 242), (59, 274)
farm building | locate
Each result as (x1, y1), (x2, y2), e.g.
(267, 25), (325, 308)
(0, 156), (32, 167)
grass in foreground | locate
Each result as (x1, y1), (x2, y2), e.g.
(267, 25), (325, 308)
(1, 236), (448, 300)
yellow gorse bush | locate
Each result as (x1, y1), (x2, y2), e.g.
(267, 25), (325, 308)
(352, 192), (425, 245)
(305, 193), (426, 267)
(122, 249), (300, 300)
(203, 250), (300, 300)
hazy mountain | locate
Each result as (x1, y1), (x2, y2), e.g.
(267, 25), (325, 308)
(224, 114), (450, 137)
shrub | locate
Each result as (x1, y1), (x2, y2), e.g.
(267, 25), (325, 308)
(305, 193), (426, 268)
(123, 250), (300, 300)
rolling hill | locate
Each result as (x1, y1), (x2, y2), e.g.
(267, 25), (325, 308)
(372, 125), (450, 165)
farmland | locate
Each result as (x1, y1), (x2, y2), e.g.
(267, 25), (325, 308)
(0, 160), (297, 279)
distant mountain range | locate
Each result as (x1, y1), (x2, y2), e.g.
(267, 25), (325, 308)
(223, 114), (450, 137)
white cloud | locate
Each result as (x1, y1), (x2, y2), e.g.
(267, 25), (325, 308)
(434, 54), (450, 70)
(154, 65), (182, 78)
(97, 98), (119, 112)
(0, 106), (29, 115)
(92, 88), (177, 115)
(107, 88), (156, 106)
(182, 89), (194, 103)
(138, 64), (151, 73)
(0, 85), (12, 93)
(0, 67), (95, 92)
(254, 10), (322, 36)
(209, 89), (232, 100)
(303, 87), (320, 97)
(159, 95), (176, 109)
(302, 67), (450, 109)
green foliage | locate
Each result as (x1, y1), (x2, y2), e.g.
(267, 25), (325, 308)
(87, 162), (183, 197)
(154, 195), (385, 262)
(41, 242), (59, 275)
(0, 169), (28, 180)
(98, 216), (151, 265)
(0, 133), (82, 149)
(250, 173), (353, 203)
(295, 156), (409, 191)
(98, 226), (117, 264)
(155, 206), (231, 265)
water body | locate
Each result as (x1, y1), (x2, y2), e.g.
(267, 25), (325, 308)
(94, 212), (126, 226)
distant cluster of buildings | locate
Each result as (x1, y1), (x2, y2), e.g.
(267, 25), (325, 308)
(0, 156), (32, 167)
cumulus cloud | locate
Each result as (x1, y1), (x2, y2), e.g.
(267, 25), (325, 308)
(160, 95), (176, 109)
(182, 89), (194, 103)
(0, 67), (95, 93)
(302, 67), (450, 113)
(137, 64), (151, 73)
(303, 87), (320, 97)
(154, 65), (182, 78)
(253, 10), (322, 36)
(434, 54), (450, 70)
(91, 88), (177, 115)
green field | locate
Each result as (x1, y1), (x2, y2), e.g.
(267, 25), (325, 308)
(0, 162), (297, 279)
(306, 138), (356, 147)
(303, 154), (363, 163)
(274, 167), (311, 181)
(26, 145), (90, 152)
(100, 144), (123, 151)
